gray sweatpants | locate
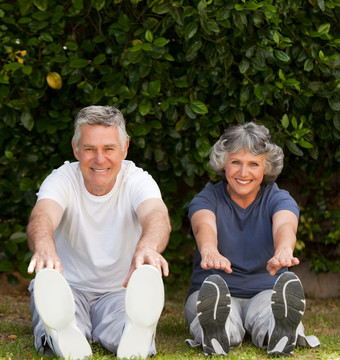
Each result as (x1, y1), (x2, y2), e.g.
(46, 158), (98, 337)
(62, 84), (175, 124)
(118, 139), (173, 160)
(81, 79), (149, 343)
(184, 289), (320, 350)
(28, 280), (156, 355)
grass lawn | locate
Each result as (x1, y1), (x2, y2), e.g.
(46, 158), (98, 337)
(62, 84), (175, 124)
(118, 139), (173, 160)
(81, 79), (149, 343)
(0, 281), (339, 360)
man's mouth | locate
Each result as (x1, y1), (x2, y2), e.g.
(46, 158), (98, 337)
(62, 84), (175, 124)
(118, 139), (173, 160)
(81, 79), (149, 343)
(92, 168), (109, 173)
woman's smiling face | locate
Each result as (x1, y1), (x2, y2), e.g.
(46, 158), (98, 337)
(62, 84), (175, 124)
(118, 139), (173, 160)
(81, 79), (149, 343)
(224, 149), (266, 207)
(72, 124), (129, 196)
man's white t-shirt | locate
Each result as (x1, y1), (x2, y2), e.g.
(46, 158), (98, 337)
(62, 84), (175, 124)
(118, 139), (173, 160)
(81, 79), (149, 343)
(36, 160), (162, 293)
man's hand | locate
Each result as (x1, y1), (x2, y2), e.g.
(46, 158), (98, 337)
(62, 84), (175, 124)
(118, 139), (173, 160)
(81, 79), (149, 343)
(266, 247), (300, 276)
(123, 247), (168, 287)
(27, 247), (63, 274)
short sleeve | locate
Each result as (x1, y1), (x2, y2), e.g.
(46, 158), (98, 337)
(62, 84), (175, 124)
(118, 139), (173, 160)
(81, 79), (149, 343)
(188, 183), (218, 220)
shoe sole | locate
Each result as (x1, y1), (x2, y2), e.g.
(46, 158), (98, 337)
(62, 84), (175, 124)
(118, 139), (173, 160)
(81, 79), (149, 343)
(117, 265), (164, 359)
(34, 268), (92, 360)
(268, 271), (305, 357)
(197, 274), (231, 356)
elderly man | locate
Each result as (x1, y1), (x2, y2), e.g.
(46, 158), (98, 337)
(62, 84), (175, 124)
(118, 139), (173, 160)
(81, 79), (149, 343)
(27, 105), (171, 359)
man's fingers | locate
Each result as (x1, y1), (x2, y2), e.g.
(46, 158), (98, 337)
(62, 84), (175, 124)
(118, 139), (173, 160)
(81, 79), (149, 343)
(27, 256), (63, 275)
(27, 258), (37, 274)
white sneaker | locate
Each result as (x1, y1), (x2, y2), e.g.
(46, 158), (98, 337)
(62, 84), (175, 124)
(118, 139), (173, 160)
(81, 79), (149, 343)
(117, 265), (164, 359)
(33, 268), (92, 360)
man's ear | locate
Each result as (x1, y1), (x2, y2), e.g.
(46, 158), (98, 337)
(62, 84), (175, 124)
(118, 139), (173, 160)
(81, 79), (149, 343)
(72, 141), (79, 160)
(123, 139), (130, 159)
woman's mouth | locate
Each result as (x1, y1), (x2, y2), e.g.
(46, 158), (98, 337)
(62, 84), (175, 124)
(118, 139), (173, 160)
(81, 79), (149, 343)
(236, 179), (251, 185)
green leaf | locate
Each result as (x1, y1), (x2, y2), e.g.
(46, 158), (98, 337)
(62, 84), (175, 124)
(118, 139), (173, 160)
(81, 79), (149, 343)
(0, 260), (14, 272)
(0, 86), (10, 98)
(185, 22), (198, 41)
(53, 56), (68, 63)
(282, 114), (289, 129)
(145, 29), (153, 43)
(72, 0), (83, 10)
(133, 123), (150, 136)
(329, 94), (340, 111)
(9, 232), (27, 243)
(142, 43), (153, 51)
(239, 59), (250, 74)
(317, 23), (330, 34)
(304, 59), (314, 72)
(278, 69), (285, 81)
(69, 58), (89, 68)
(148, 80), (161, 96)
(283, 79), (300, 86)
(152, 3), (173, 14)
(154, 37), (170, 47)
(317, 0), (326, 11)
(93, 53), (106, 65)
(286, 140), (303, 156)
(4, 62), (22, 71)
(254, 85), (264, 100)
(175, 80), (188, 88)
(33, 0), (48, 11)
(20, 111), (34, 131)
(196, 137), (210, 158)
(298, 139), (313, 149)
(274, 50), (290, 62)
(160, 100), (169, 111)
(138, 100), (152, 116)
(190, 100), (208, 114)
(22, 65), (32, 75)
(273, 31), (280, 45)
(92, 0), (105, 11)
(244, 2), (260, 10)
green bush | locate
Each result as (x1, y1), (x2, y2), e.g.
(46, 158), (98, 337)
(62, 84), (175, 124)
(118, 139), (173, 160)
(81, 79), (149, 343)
(0, 0), (339, 283)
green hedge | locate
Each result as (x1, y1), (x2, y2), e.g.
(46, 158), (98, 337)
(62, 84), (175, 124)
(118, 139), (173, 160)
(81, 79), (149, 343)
(0, 0), (339, 284)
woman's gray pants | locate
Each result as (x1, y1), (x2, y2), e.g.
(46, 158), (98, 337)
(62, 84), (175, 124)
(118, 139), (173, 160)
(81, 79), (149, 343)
(184, 289), (320, 350)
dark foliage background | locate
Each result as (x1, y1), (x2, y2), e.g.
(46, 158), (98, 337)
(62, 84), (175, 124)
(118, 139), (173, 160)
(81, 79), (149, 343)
(0, 0), (339, 285)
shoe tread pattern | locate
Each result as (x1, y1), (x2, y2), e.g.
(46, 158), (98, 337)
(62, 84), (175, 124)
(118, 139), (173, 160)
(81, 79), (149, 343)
(197, 275), (231, 356)
(268, 272), (305, 357)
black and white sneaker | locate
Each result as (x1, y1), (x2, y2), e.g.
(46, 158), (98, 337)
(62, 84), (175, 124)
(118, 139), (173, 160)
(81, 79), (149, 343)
(268, 271), (306, 357)
(197, 274), (231, 356)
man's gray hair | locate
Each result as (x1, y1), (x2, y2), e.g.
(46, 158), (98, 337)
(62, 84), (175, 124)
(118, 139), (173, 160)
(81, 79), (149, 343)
(209, 122), (284, 184)
(72, 105), (129, 150)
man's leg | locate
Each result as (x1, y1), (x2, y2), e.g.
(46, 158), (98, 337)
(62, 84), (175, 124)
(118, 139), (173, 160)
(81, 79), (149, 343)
(91, 265), (164, 360)
(90, 289), (126, 353)
(117, 265), (164, 359)
(29, 268), (92, 360)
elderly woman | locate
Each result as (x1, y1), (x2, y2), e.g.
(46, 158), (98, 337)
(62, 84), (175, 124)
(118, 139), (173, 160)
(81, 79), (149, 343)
(184, 122), (319, 357)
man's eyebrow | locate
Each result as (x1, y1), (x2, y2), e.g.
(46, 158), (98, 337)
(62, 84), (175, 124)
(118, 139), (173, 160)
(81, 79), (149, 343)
(81, 143), (118, 147)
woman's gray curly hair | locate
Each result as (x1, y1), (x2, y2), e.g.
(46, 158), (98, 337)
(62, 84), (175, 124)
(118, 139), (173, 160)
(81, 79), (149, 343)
(209, 122), (284, 184)
(72, 105), (129, 150)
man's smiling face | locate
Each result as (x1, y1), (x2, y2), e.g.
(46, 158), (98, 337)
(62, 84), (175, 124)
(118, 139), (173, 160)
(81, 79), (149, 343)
(72, 124), (129, 196)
